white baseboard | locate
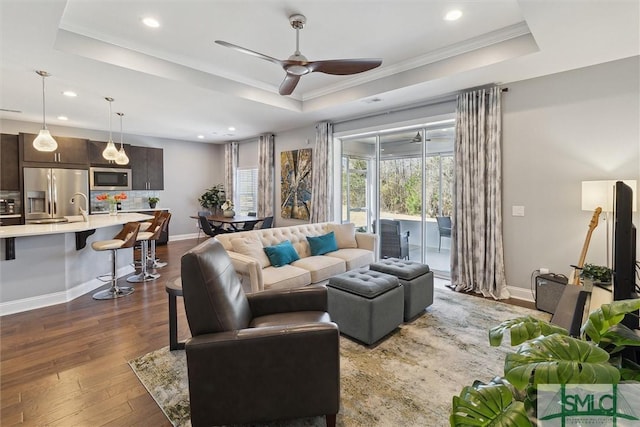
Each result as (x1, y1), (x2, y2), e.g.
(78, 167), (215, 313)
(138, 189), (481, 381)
(0, 265), (135, 316)
(168, 233), (200, 241)
(507, 285), (535, 303)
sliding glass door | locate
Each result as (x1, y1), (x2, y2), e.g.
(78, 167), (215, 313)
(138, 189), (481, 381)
(339, 121), (454, 277)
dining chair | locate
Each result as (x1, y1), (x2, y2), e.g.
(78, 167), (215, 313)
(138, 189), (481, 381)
(259, 216), (274, 229)
(198, 215), (227, 238)
(436, 216), (452, 252)
(196, 210), (211, 240)
(238, 211), (259, 231)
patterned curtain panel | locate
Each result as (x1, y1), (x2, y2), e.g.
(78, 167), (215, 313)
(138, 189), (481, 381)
(451, 86), (509, 299)
(224, 142), (238, 204)
(310, 122), (333, 223)
(257, 134), (275, 217)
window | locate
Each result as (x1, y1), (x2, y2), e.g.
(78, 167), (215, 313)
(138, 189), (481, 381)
(236, 168), (258, 215)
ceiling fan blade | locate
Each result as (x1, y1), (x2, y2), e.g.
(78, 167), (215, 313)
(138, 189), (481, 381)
(307, 58), (382, 75)
(279, 74), (301, 96)
(215, 40), (284, 68)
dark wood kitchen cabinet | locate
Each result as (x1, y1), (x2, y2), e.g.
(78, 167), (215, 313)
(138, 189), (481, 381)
(1, 134), (20, 190)
(88, 140), (132, 167)
(129, 146), (163, 190)
(21, 133), (88, 166)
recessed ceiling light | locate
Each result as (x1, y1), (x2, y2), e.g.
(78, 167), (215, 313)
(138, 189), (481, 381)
(444, 9), (462, 21)
(197, 135), (204, 139)
(142, 17), (160, 28)
(228, 126), (236, 131)
(62, 91), (77, 97)
(57, 116), (68, 121)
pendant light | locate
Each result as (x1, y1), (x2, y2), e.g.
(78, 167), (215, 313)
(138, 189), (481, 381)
(102, 97), (119, 161)
(33, 70), (58, 152)
(115, 112), (129, 165)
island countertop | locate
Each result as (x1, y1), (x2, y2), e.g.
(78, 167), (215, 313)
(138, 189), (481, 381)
(0, 213), (154, 239)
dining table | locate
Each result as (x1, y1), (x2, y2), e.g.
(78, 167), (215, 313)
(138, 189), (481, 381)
(190, 214), (265, 232)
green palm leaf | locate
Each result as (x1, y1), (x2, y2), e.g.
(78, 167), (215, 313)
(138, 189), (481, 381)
(581, 298), (640, 344)
(450, 383), (532, 427)
(504, 334), (620, 390)
(489, 316), (568, 347)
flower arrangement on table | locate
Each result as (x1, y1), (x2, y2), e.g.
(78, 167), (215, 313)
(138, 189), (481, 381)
(96, 192), (128, 205)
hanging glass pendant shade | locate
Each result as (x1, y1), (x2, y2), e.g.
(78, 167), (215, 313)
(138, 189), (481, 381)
(33, 70), (58, 152)
(115, 112), (129, 165)
(102, 97), (119, 161)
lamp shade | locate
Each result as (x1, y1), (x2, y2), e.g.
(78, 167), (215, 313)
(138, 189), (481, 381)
(33, 129), (58, 152)
(102, 140), (119, 160)
(115, 146), (129, 165)
(582, 180), (637, 212)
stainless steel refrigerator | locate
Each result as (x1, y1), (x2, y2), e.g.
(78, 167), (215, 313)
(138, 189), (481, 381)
(23, 168), (89, 223)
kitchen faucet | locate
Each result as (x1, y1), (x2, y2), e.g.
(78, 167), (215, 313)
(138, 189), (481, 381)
(70, 192), (89, 222)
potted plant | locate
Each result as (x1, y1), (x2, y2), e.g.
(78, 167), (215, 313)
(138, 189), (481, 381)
(221, 200), (235, 217)
(198, 184), (225, 212)
(450, 298), (640, 426)
(581, 263), (612, 284)
(148, 197), (159, 209)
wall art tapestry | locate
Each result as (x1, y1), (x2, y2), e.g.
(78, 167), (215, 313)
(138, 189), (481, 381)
(281, 148), (312, 220)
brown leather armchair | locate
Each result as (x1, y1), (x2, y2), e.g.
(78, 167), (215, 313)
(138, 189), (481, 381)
(180, 239), (340, 427)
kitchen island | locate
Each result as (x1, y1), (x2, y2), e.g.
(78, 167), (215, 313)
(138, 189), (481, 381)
(0, 213), (153, 315)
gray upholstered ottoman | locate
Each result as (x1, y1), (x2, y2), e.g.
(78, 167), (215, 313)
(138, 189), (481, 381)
(327, 268), (403, 345)
(369, 258), (434, 321)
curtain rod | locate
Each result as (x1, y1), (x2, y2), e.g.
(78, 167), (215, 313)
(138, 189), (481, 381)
(331, 85), (509, 126)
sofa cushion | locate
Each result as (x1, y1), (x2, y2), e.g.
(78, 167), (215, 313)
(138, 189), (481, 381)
(325, 248), (374, 270)
(307, 232), (338, 256)
(230, 235), (271, 268)
(262, 265), (311, 290)
(263, 240), (300, 267)
(292, 255), (346, 284)
(327, 223), (358, 249)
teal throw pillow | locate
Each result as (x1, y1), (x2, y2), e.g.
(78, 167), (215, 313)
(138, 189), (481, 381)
(307, 232), (338, 256)
(263, 240), (300, 267)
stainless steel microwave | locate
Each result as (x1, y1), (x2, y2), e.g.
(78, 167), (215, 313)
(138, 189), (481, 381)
(90, 167), (132, 191)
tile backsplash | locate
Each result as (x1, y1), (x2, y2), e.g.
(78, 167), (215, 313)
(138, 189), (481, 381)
(90, 190), (162, 212)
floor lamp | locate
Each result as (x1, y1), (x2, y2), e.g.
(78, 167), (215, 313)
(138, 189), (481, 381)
(581, 180), (637, 268)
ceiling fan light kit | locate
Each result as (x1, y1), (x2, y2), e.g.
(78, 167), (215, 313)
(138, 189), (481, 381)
(215, 14), (382, 96)
(33, 70), (58, 152)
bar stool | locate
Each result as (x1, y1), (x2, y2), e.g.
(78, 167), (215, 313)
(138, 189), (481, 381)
(127, 214), (167, 283)
(136, 211), (162, 269)
(148, 212), (171, 269)
(92, 222), (141, 300)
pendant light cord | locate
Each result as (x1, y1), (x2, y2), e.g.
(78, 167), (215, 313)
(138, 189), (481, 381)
(108, 100), (113, 141)
(41, 75), (47, 129)
(119, 113), (124, 148)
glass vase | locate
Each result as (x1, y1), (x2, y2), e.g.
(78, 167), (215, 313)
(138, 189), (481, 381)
(109, 203), (118, 216)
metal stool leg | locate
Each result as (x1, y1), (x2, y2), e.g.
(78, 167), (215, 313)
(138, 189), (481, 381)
(93, 248), (135, 299)
(147, 239), (167, 269)
(127, 240), (160, 282)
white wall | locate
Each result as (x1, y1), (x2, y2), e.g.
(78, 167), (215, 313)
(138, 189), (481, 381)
(501, 56), (639, 299)
(0, 119), (224, 237)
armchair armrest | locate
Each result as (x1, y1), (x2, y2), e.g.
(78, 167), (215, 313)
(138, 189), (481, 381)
(226, 250), (264, 292)
(186, 324), (340, 425)
(247, 286), (328, 317)
(355, 232), (377, 251)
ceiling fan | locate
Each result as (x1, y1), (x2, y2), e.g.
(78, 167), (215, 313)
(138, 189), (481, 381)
(215, 14), (382, 96)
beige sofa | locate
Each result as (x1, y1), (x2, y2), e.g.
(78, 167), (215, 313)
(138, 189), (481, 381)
(215, 222), (377, 293)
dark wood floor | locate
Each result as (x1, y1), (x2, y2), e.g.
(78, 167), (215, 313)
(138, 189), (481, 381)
(1, 239), (200, 426)
(0, 238), (535, 425)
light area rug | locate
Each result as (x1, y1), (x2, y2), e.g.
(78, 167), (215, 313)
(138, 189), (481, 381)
(129, 284), (549, 427)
